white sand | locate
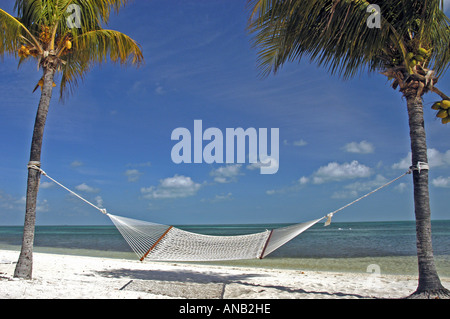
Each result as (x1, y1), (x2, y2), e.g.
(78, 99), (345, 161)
(1, 249), (448, 299)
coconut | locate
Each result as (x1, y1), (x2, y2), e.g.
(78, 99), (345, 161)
(441, 100), (450, 109)
(418, 48), (429, 56)
(431, 102), (441, 110)
(436, 109), (448, 119)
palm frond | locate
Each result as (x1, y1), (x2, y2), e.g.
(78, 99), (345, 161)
(59, 49), (92, 101)
(61, 0), (131, 24)
(0, 7), (41, 56)
(74, 29), (143, 65)
(249, 0), (386, 78)
(248, 0), (450, 78)
(58, 28), (143, 101)
(14, 0), (130, 27)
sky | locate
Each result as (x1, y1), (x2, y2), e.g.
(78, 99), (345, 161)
(0, 1), (449, 226)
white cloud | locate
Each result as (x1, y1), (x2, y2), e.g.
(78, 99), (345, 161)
(75, 183), (99, 193)
(0, 191), (16, 210)
(0, 191), (48, 212)
(345, 174), (387, 191)
(36, 199), (49, 212)
(247, 162), (264, 170)
(331, 190), (359, 199)
(141, 175), (201, 199)
(94, 196), (104, 208)
(210, 164), (242, 183)
(392, 148), (450, 169)
(395, 183), (408, 193)
(432, 176), (450, 188)
(70, 160), (83, 168)
(428, 149), (450, 167)
(266, 184), (294, 195)
(124, 169), (143, 182)
(128, 81), (148, 96)
(201, 192), (233, 203)
(126, 161), (152, 168)
(392, 156), (410, 170)
(299, 176), (309, 185)
(343, 141), (374, 154)
(267, 161), (372, 196)
(311, 160), (372, 184)
(283, 139), (307, 147)
(155, 85), (165, 95)
(331, 175), (387, 198)
(40, 181), (54, 189)
(293, 139), (307, 147)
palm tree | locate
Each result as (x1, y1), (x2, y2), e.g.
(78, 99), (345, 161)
(248, 0), (450, 298)
(0, 0), (143, 279)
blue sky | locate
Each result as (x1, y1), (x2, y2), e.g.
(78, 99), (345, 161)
(0, 1), (449, 226)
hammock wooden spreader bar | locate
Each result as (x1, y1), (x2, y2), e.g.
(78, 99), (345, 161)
(140, 226), (173, 261)
(259, 229), (273, 259)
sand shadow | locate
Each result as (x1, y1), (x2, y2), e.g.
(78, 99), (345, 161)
(94, 267), (373, 299)
(94, 267), (266, 284)
(94, 267), (268, 298)
(236, 282), (372, 299)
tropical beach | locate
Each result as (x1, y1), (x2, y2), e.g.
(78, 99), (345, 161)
(2, 249), (448, 300)
(1, 220), (449, 299)
(1, 0), (450, 301)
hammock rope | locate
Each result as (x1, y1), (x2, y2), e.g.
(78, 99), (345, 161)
(27, 163), (414, 262)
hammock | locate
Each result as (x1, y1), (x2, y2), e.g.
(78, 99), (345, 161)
(108, 214), (323, 261)
(27, 163), (413, 262)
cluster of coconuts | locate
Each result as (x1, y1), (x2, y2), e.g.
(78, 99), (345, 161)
(39, 26), (52, 43)
(18, 24), (73, 59)
(432, 100), (450, 124)
(405, 48), (430, 70)
(18, 45), (38, 58)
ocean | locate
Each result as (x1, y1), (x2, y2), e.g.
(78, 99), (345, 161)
(1, 220), (449, 276)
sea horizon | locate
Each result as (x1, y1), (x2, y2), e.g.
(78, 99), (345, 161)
(3, 218), (450, 227)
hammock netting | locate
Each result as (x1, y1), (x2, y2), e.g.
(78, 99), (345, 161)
(108, 213), (323, 261)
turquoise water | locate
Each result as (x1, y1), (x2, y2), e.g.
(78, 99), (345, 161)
(1, 220), (449, 276)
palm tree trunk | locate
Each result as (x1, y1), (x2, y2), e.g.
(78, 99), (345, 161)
(14, 67), (55, 280)
(405, 94), (449, 298)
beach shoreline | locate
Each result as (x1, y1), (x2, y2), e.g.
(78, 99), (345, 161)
(1, 249), (448, 299)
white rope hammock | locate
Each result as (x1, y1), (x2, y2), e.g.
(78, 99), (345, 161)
(27, 163), (415, 262)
